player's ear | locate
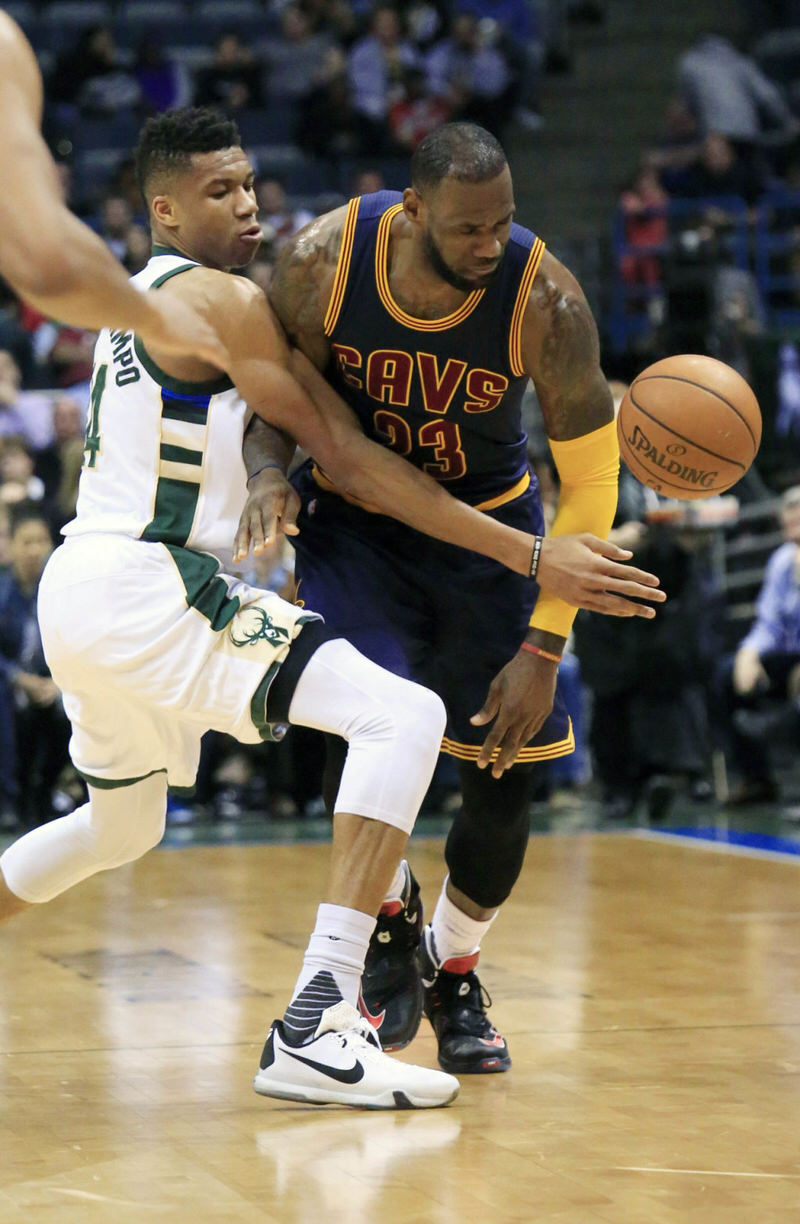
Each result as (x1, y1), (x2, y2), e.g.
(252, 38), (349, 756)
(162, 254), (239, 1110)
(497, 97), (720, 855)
(403, 186), (423, 226)
(151, 193), (178, 230)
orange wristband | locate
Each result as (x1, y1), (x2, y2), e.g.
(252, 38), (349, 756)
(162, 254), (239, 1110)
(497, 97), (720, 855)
(520, 642), (562, 664)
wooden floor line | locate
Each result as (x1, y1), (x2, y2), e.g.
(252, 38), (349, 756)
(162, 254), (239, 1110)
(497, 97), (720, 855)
(616, 1167), (800, 1180)
(7, 1015), (800, 1060)
(4, 1040), (264, 1057)
(633, 829), (800, 863)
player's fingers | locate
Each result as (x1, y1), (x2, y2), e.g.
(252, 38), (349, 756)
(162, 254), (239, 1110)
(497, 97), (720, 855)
(590, 593), (657, 618)
(232, 517), (251, 562)
(583, 534), (633, 560)
(600, 577), (667, 602)
(281, 489), (302, 536)
(250, 509), (268, 554)
(470, 687), (501, 727)
(476, 714), (510, 770)
(492, 715), (545, 777)
(595, 560), (662, 588)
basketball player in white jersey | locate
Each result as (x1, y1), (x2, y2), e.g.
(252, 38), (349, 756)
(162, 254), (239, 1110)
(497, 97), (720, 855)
(0, 12), (225, 367)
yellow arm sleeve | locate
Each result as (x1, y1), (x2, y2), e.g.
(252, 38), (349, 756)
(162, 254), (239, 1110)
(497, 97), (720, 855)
(530, 419), (619, 637)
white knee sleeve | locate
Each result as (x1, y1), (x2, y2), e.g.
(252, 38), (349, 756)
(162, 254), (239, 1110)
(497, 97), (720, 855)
(287, 639), (446, 835)
(0, 772), (168, 904)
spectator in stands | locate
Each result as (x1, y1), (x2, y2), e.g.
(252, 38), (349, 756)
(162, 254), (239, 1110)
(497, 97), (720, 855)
(349, 5), (419, 139)
(0, 437), (48, 513)
(456, 0), (545, 129)
(352, 168), (386, 194)
(296, 47), (367, 160)
(256, 180), (314, 251)
(264, 4), (333, 103)
(681, 131), (763, 208)
(618, 160), (669, 291)
(389, 65), (451, 151)
(425, 12), (514, 136)
(0, 351), (52, 451)
(0, 281), (33, 388)
(717, 485), (800, 805)
(49, 24), (140, 116)
(97, 195), (134, 261)
(0, 504), (70, 831)
(0, 502), (10, 571)
(311, 0), (360, 49)
(677, 31), (796, 177)
(33, 396), (86, 534)
(647, 96), (702, 194)
(123, 223), (151, 275)
(195, 31), (264, 113)
(135, 38), (191, 115)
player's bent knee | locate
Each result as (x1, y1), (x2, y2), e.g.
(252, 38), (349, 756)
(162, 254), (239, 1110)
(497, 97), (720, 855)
(395, 683), (447, 760)
(86, 772), (168, 866)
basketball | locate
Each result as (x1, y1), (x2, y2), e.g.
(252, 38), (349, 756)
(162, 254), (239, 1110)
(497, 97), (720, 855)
(616, 354), (762, 500)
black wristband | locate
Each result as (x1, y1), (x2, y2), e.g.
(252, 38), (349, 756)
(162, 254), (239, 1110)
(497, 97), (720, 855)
(529, 535), (544, 579)
(247, 461), (285, 484)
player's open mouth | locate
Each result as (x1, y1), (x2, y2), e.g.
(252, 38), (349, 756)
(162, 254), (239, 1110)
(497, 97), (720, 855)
(240, 226), (262, 242)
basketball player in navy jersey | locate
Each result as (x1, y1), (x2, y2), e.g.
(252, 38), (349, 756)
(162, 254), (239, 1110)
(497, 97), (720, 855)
(241, 123), (666, 1075)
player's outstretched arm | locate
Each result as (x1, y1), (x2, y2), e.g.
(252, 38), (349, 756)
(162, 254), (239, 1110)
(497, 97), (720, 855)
(0, 15), (227, 368)
(208, 275), (537, 573)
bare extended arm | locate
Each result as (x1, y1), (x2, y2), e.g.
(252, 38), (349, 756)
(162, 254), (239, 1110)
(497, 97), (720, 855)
(0, 14), (227, 366)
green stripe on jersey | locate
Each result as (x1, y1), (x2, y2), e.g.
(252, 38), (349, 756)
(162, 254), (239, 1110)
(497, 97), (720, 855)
(161, 402), (209, 425)
(159, 442), (203, 466)
(142, 476), (199, 546)
(165, 543), (240, 631)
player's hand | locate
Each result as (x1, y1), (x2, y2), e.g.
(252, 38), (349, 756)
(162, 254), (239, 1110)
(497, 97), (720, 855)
(537, 533), (666, 617)
(137, 292), (230, 370)
(471, 652), (557, 778)
(233, 467), (300, 563)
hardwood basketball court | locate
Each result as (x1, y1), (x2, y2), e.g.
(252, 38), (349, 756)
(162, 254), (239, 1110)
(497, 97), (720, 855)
(2, 829), (800, 1223)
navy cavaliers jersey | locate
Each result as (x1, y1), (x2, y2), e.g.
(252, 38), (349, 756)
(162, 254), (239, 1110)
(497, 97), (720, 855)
(322, 190), (545, 506)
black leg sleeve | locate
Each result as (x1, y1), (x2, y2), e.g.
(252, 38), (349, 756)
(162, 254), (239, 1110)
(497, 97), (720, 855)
(444, 762), (535, 909)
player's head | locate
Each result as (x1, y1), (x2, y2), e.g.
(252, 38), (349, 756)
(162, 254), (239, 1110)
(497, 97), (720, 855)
(405, 123), (514, 292)
(134, 107), (262, 270)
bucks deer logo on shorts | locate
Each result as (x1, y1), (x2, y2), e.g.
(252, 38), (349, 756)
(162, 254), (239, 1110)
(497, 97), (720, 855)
(229, 605), (291, 650)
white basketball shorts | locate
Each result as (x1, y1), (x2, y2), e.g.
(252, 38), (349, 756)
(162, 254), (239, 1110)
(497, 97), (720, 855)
(38, 534), (319, 791)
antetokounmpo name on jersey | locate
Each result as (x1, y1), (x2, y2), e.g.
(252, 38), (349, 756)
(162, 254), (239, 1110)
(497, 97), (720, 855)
(331, 343), (509, 414)
(625, 423), (718, 488)
(110, 329), (141, 386)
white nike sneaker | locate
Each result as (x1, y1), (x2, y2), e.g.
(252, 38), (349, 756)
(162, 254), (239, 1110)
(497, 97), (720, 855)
(253, 1001), (460, 1109)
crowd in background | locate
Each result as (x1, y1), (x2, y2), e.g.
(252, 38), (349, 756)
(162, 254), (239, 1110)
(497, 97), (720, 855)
(5, 0), (800, 832)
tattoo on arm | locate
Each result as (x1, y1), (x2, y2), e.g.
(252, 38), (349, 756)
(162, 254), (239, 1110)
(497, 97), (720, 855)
(269, 213), (345, 361)
(528, 267), (613, 441)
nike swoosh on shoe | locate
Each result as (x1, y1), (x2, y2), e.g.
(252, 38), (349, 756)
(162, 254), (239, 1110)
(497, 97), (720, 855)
(358, 989), (386, 1031)
(284, 1049), (366, 1084)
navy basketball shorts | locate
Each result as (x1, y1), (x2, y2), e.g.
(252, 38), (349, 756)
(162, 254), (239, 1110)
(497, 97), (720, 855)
(289, 463), (574, 767)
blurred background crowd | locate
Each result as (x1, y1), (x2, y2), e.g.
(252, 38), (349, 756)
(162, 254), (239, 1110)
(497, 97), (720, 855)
(3, 0), (800, 836)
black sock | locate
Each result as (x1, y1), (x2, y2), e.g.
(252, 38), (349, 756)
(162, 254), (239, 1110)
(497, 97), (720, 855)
(281, 970), (344, 1046)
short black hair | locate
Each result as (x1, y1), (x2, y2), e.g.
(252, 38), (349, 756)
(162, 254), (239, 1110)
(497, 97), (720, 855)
(9, 500), (51, 538)
(410, 123), (507, 194)
(134, 107), (241, 201)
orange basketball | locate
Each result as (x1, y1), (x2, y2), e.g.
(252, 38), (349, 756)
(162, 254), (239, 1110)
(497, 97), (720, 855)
(616, 354), (762, 500)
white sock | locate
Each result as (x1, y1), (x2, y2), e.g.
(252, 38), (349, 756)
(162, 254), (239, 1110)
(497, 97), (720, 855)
(430, 876), (497, 965)
(283, 903), (375, 1043)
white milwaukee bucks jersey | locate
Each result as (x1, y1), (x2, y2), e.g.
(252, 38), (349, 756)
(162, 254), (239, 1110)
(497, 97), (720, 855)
(64, 251), (249, 570)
